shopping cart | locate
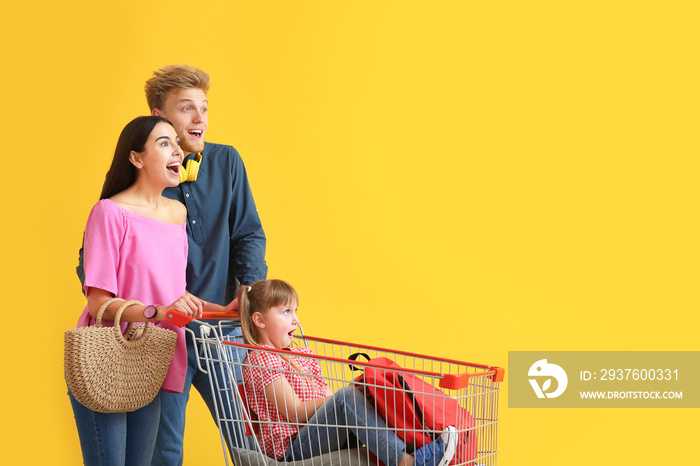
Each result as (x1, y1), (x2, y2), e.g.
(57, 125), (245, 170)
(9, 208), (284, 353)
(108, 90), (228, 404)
(167, 311), (504, 466)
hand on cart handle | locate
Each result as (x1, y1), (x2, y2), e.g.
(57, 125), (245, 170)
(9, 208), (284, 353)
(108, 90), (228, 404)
(164, 309), (240, 327)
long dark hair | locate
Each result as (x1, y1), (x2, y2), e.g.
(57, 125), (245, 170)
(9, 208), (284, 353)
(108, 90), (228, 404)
(100, 115), (173, 200)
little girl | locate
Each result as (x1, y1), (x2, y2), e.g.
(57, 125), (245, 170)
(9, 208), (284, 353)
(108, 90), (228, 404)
(239, 279), (457, 466)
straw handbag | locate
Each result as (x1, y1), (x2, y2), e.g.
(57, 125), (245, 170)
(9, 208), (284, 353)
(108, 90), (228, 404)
(64, 298), (177, 413)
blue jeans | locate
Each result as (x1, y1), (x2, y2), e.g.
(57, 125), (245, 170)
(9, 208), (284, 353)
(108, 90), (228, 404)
(285, 386), (406, 466)
(152, 322), (248, 465)
(68, 386), (161, 465)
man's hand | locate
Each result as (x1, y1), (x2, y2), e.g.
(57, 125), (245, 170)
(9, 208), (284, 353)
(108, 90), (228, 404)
(224, 297), (240, 313)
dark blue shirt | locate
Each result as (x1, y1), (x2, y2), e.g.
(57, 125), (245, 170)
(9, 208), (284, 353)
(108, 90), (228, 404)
(162, 142), (267, 304)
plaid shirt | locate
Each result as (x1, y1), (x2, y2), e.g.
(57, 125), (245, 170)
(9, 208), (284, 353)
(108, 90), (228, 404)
(243, 346), (329, 459)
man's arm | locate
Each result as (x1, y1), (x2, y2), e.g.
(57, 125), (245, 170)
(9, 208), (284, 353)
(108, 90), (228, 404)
(228, 150), (268, 290)
(76, 241), (86, 295)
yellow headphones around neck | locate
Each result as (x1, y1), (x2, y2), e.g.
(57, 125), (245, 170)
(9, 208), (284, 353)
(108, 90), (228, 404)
(179, 153), (202, 183)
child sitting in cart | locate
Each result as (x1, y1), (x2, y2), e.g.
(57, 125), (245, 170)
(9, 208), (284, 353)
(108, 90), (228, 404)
(239, 279), (458, 466)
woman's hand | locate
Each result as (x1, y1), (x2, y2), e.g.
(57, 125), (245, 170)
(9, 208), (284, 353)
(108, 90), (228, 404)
(159, 292), (204, 320)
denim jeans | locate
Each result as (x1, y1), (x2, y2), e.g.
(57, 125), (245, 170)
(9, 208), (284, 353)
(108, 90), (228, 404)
(152, 322), (248, 466)
(284, 386), (406, 466)
(68, 386), (161, 466)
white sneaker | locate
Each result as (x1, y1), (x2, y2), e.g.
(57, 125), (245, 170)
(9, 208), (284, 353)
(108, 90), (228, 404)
(438, 426), (458, 466)
(413, 426), (458, 466)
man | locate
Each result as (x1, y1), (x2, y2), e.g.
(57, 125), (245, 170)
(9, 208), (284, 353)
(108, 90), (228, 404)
(146, 64), (268, 464)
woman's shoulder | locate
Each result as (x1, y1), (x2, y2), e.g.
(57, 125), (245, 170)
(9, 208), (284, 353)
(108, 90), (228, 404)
(162, 196), (187, 224)
(99, 193), (186, 226)
(92, 198), (120, 210)
(84, 200), (126, 239)
(88, 199), (125, 221)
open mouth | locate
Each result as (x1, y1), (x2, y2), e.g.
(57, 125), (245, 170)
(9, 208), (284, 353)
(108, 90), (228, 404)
(188, 129), (203, 139)
(167, 162), (181, 174)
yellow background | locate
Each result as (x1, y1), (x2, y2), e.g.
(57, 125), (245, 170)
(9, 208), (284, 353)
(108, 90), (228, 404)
(1, 1), (697, 464)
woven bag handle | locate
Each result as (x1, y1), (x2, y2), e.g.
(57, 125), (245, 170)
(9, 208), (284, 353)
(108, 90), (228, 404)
(94, 297), (126, 327)
(112, 300), (149, 343)
(95, 298), (158, 343)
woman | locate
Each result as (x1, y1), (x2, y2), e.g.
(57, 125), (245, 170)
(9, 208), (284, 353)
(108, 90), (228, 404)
(68, 116), (233, 465)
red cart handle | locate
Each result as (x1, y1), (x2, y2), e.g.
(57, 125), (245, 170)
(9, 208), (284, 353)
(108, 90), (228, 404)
(164, 309), (240, 327)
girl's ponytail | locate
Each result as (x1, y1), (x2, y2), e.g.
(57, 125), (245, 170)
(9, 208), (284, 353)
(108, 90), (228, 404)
(238, 284), (256, 345)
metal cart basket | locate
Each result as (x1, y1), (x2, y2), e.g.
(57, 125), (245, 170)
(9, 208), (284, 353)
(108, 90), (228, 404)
(169, 313), (503, 466)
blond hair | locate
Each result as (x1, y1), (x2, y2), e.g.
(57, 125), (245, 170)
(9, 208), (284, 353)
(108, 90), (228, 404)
(144, 64), (211, 111)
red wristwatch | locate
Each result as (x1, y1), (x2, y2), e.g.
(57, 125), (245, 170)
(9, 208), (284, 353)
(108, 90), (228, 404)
(143, 305), (158, 323)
